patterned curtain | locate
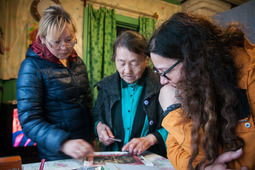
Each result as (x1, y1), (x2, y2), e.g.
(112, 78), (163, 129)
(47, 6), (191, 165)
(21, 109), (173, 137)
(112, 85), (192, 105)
(0, 0), (29, 80)
(139, 16), (156, 67)
(84, 4), (117, 103)
(139, 16), (156, 41)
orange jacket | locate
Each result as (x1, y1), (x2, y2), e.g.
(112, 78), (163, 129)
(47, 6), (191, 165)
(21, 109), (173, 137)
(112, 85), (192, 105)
(162, 39), (255, 170)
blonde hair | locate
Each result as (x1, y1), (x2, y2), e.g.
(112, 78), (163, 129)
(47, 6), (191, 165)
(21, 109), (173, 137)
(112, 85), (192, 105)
(36, 5), (77, 40)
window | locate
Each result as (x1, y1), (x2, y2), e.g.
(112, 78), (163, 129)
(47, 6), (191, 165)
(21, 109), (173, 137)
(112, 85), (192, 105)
(116, 14), (138, 36)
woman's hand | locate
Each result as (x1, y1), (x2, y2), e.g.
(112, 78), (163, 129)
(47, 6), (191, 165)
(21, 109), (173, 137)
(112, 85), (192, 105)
(60, 139), (94, 160)
(121, 134), (157, 155)
(159, 83), (179, 111)
(204, 148), (247, 170)
(96, 121), (115, 146)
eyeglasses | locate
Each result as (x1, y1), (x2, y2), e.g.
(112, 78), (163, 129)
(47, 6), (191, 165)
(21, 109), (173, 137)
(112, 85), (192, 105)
(153, 59), (182, 80)
(45, 38), (77, 49)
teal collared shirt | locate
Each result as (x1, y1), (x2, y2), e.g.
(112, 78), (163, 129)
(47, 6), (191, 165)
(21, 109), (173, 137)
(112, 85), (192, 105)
(121, 80), (144, 145)
(95, 77), (168, 151)
(112, 79), (167, 150)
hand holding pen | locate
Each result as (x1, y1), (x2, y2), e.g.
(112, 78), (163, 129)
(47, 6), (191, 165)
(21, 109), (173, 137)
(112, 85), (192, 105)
(96, 121), (121, 145)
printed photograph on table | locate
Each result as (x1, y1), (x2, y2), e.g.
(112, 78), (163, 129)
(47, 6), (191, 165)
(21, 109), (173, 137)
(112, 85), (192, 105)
(85, 152), (145, 166)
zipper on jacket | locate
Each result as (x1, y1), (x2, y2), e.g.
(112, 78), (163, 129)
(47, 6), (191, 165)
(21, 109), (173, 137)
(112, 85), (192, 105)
(66, 64), (81, 105)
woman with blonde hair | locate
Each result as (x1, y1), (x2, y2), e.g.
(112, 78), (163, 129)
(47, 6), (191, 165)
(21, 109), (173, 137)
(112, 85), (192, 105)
(17, 5), (94, 161)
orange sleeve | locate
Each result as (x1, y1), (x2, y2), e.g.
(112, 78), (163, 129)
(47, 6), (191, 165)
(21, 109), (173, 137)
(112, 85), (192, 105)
(162, 108), (204, 170)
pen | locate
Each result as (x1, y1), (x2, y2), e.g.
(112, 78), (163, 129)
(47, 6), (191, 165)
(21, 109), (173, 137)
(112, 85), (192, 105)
(39, 158), (45, 170)
(108, 137), (122, 142)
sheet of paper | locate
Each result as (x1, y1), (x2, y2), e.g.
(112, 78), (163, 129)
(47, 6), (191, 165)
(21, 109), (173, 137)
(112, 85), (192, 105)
(22, 159), (83, 170)
(106, 163), (161, 170)
(92, 151), (129, 156)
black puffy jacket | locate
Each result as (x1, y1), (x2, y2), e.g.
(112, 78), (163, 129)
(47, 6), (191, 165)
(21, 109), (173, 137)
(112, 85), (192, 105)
(16, 47), (93, 161)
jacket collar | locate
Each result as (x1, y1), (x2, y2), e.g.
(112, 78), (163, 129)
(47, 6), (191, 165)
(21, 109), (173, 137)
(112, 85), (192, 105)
(95, 67), (160, 99)
(121, 71), (146, 88)
(29, 38), (77, 64)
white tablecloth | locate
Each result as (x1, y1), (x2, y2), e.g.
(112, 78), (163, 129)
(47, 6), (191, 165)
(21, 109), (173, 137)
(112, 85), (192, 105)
(22, 151), (175, 170)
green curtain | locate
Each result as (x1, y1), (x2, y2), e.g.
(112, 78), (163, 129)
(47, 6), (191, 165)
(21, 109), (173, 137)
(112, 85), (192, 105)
(85, 4), (117, 103)
(139, 16), (156, 67)
(139, 16), (156, 41)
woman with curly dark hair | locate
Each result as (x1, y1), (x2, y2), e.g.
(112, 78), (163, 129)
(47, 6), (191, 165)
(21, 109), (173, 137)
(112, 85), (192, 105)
(148, 12), (255, 170)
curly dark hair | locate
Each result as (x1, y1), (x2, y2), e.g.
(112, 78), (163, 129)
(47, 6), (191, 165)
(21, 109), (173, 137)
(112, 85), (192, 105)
(148, 12), (245, 169)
